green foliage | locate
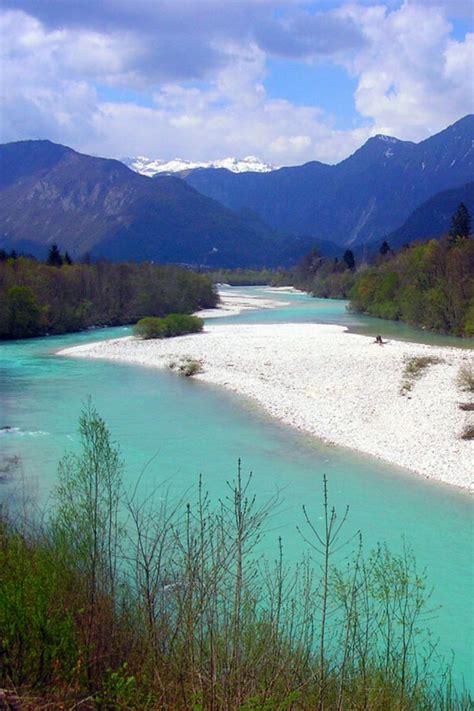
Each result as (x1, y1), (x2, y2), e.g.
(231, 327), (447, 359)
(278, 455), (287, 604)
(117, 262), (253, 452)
(134, 313), (204, 339)
(289, 249), (357, 298)
(2, 285), (43, 338)
(134, 316), (168, 339)
(0, 515), (78, 689)
(163, 313), (203, 336)
(463, 299), (474, 337)
(350, 237), (474, 336)
(0, 258), (217, 339)
(449, 202), (471, 242)
(95, 663), (137, 709)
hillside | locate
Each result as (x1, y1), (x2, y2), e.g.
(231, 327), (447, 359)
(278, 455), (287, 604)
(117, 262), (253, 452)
(0, 140), (334, 267)
(184, 115), (474, 248)
(382, 182), (474, 251)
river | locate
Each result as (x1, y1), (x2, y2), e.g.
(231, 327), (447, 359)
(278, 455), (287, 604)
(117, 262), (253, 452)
(1, 287), (472, 690)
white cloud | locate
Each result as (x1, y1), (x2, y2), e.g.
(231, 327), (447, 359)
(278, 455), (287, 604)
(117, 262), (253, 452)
(0, 2), (472, 165)
(336, 2), (474, 139)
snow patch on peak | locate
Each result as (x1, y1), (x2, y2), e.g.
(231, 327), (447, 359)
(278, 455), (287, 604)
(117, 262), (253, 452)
(122, 155), (276, 176)
(375, 134), (398, 143)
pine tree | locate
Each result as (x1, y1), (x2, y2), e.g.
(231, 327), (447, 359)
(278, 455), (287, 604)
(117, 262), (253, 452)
(343, 249), (355, 270)
(47, 244), (63, 267)
(449, 202), (471, 243)
(64, 251), (73, 265)
(380, 241), (391, 256)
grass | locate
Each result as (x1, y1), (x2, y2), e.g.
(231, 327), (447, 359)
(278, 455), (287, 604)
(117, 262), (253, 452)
(400, 355), (443, 394)
(456, 362), (474, 393)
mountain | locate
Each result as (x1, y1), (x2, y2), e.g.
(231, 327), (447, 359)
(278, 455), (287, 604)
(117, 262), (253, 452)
(0, 140), (336, 267)
(122, 155), (275, 177)
(381, 182), (474, 251)
(184, 115), (474, 248)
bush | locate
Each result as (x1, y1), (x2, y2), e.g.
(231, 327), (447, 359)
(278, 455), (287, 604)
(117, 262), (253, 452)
(134, 314), (204, 339)
(134, 316), (168, 339)
(162, 313), (203, 337)
(457, 362), (474, 393)
(178, 358), (203, 377)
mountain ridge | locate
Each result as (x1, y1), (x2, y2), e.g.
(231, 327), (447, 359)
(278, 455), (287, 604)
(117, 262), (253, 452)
(183, 115), (474, 248)
(0, 140), (337, 267)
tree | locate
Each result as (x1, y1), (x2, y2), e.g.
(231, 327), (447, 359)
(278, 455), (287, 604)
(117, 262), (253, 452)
(380, 240), (391, 256)
(449, 202), (471, 243)
(5, 286), (42, 338)
(46, 243), (63, 267)
(64, 251), (73, 265)
(299, 247), (323, 276)
(343, 249), (355, 270)
(52, 402), (123, 686)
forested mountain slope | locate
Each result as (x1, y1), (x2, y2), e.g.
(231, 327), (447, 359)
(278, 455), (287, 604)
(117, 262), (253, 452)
(184, 115), (474, 248)
(0, 140), (335, 267)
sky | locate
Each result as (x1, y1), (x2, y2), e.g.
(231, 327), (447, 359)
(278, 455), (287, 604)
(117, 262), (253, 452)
(0, 0), (473, 166)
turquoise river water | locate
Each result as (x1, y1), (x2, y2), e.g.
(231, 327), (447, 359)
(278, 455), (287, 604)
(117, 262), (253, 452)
(1, 287), (473, 691)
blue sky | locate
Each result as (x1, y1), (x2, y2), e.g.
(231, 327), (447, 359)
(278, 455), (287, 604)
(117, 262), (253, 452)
(1, 0), (473, 165)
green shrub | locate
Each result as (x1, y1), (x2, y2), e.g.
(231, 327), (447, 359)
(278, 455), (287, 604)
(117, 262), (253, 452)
(134, 314), (203, 339)
(162, 313), (203, 337)
(134, 316), (168, 339)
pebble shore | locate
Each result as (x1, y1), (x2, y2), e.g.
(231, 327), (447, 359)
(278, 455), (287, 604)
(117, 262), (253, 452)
(59, 321), (474, 491)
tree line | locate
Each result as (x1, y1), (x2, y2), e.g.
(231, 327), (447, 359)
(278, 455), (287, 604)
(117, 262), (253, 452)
(287, 204), (473, 336)
(0, 254), (217, 339)
(349, 235), (474, 336)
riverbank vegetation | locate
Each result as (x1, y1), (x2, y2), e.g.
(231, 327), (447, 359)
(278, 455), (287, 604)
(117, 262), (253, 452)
(0, 405), (470, 709)
(274, 235), (473, 336)
(134, 314), (204, 339)
(0, 257), (217, 339)
(288, 247), (357, 298)
(206, 268), (285, 286)
(349, 237), (474, 336)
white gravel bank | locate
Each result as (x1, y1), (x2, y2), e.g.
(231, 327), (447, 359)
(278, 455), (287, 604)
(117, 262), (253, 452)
(195, 289), (290, 318)
(58, 324), (474, 491)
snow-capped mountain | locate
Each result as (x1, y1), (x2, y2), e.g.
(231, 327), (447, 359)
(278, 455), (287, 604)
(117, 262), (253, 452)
(122, 155), (276, 177)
